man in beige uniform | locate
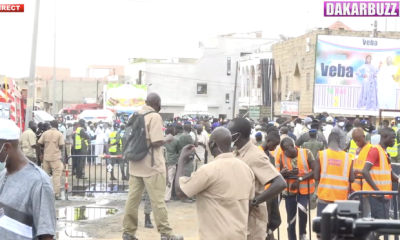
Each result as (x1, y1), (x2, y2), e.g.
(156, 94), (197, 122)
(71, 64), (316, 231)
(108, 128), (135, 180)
(38, 120), (65, 200)
(122, 93), (183, 240)
(228, 117), (286, 240)
(175, 128), (255, 239)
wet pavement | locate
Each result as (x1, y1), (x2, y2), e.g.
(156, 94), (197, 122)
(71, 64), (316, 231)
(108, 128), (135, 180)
(56, 200), (118, 239)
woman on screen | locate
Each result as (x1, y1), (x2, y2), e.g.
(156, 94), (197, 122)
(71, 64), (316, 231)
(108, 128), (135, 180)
(377, 56), (399, 109)
(356, 55), (380, 110)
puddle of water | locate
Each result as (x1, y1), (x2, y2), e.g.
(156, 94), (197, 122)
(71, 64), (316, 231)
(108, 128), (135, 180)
(56, 206), (118, 239)
(57, 206), (118, 221)
(57, 222), (91, 239)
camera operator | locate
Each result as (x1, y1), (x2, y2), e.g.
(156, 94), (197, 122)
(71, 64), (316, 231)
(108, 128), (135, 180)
(314, 132), (355, 216)
(362, 127), (399, 223)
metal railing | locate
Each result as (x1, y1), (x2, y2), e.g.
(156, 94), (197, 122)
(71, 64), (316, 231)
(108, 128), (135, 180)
(64, 153), (129, 200)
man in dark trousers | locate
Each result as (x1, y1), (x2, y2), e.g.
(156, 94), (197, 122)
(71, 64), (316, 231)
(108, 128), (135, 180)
(73, 119), (90, 179)
(259, 131), (282, 240)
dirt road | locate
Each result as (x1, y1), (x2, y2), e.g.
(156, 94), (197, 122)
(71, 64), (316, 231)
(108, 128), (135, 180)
(57, 195), (318, 240)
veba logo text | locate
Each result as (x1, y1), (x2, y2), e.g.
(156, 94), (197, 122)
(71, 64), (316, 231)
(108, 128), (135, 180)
(0, 4), (24, 12)
(324, 1), (399, 17)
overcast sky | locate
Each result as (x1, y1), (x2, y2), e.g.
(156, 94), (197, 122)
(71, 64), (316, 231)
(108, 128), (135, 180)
(0, 0), (398, 77)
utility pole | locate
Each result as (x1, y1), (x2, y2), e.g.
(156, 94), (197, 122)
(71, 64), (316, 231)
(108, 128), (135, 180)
(25, 0), (40, 130)
(138, 70), (142, 84)
(232, 62), (238, 118)
(52, 0), (57, 115)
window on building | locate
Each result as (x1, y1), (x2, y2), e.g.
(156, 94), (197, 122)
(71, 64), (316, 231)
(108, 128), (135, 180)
(197, 83), (207, 95)
(285, 76), (289, 94)
(225, 93), (230, 103)
(306, 73), (310, 91)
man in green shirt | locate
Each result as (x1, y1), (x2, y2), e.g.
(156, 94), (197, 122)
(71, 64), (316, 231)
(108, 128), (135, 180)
(175, 124), (196, 203)
(301, 129), (324, 210)
(164, 126), (179, 202)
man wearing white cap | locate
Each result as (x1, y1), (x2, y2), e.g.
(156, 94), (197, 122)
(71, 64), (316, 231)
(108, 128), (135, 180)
(0, 119), (56, 240)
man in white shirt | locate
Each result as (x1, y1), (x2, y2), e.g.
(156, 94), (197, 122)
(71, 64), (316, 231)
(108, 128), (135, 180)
(323, 116), (334, 141)
(94, 121), (106, 165)
(194, 125), (209, 170)
(378, 56), (399, 109)
(293, 118), (303, 139)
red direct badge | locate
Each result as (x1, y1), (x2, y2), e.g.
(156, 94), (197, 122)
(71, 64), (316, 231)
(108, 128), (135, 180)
(0, 4), (24, 12)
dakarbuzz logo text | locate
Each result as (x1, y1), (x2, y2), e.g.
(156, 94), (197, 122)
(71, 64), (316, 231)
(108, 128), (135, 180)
(324, 1), (399, 17)
(0, 4), (24, 12)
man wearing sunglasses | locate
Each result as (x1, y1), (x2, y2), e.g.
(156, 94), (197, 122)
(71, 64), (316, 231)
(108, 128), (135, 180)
(174, 127), (255, 239)
(228, 117), (286, 240)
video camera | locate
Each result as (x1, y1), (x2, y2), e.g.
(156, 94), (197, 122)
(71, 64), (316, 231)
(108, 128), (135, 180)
(313, 200), (400, 240)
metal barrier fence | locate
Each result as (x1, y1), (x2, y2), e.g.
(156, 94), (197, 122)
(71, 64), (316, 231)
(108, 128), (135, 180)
(65, 154), (129, 200)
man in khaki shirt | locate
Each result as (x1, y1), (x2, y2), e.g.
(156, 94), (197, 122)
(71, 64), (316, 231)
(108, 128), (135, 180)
(228, 117), (286, 240)
(175, 128), (255, 240)
(38, 120), (65, 200)
(122, 93), (183, 240)
(20, 121), (38, 164)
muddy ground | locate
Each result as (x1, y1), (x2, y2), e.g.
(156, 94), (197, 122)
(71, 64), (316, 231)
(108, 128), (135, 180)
(55, 193), (319, 240)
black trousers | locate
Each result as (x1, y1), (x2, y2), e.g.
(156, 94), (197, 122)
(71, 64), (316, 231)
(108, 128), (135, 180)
(73, 148), (87, 178)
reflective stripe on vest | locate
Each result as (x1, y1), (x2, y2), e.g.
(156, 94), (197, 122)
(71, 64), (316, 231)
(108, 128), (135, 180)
(280, 148), (315, 194)
(364, 145), (393, 198)
(119, 130), (125, 151)
(75, 127), (88, 150)
(387, 127), (398, 157)
(109, 131), (118, 153)
(317, 149), (351, 201)
(75, 127), (82, 150)
(351, 144), (372, 192)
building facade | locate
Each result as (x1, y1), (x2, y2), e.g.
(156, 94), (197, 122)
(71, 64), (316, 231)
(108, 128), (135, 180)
(127, 32), (280, 119)
(272, 22), (400, 118)
(0, 65), (125, 114)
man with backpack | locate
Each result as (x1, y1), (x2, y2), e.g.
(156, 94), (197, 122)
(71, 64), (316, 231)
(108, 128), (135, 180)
(122, 92), (183, 240)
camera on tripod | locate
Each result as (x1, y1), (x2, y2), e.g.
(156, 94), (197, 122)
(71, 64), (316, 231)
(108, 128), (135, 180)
(313, 200), (400, 240)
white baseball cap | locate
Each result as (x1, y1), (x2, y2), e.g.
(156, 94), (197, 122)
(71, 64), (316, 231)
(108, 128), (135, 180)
(0, 119), (20, 140)
(326, 116), (334, 123)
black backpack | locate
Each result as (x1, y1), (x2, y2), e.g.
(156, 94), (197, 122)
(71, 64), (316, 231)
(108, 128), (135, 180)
(122, 111), (155, 165)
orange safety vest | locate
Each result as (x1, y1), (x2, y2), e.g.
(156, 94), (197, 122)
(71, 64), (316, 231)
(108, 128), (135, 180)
(351, 144), (373, 192)
(363, 145), (393, 199)
(277, 148), (315, 194)
(318, 149), (352, 201)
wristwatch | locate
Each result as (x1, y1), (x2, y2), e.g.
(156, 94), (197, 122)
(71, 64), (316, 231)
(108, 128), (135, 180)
(251, 198), (258, 206)
(298, 177), (304, 181)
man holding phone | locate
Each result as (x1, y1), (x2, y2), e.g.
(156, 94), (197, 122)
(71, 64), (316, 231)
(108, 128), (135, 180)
(278, 138), (315, 240)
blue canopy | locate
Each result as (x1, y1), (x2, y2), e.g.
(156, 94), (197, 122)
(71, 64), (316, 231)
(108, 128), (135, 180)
(117, 109), (138, 114)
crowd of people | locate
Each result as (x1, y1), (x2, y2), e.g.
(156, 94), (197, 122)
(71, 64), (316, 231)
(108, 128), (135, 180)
(1, 92), (400, 240)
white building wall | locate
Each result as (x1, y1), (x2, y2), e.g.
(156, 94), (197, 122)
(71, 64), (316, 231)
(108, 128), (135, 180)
(127, 36), (279, 119)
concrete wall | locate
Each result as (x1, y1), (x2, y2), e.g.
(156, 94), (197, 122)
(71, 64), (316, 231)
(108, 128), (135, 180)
(272, 29), (400, 117)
